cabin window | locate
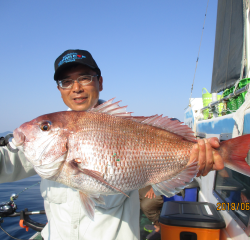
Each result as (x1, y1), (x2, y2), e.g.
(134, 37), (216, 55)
(214, 167), (250, 227)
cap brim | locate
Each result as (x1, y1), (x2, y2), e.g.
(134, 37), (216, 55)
(54, 62), (99, 80)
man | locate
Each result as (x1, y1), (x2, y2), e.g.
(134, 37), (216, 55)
(140, 185), (162, 239)
(0, 49), (224, 240)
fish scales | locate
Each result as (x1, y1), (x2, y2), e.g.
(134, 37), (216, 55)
(48, 111), (193, 194)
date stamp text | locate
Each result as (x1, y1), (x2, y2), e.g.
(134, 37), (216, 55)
(217, 202), (250, 211)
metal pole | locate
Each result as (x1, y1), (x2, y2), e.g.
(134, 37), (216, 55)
(200, 84), (249, 112)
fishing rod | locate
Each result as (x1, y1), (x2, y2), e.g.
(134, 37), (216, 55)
(0, 134), (46, 239)
(0, 205), (45, 240)
(0, 182), (46, 240)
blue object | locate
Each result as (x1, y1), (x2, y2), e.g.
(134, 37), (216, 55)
(196, 109), (250, 135)
(163, 188), (199, 202)
(162, 179), (200, 202)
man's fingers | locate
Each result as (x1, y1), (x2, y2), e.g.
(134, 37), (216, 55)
(208, 137), (220, 148)
(188, 137), (223, 177)
(208, 137), (224, 171)
(197, 139), (206, 176)
(202, 139), (214, 176)
(188, 144), (199, 165)
(212, 149), (224, 171)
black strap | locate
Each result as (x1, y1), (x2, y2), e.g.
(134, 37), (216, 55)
(0, 137), (8, 147)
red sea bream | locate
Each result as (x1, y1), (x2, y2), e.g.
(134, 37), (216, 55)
(13, 98), (250, 220)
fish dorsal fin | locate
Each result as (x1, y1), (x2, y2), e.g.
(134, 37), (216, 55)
(88, 97), (132, 117)
(90, 98), (196, 142)
(141, 115), (196, 142)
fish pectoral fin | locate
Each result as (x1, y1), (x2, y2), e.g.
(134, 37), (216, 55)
(80, 168), (129, 198)
(152, 161), (198, 198)
(79, 191), (95, 221)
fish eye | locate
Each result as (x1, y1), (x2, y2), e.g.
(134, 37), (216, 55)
(40, 121), (52, 131)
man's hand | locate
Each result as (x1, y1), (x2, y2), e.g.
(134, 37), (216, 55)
(241, 192), (250, 203)
(188, 137), (224, 177)
(145, 187), (156, 199)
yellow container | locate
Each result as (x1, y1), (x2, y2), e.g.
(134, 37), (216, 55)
(202, 88), (223, 118)
(202, 88), (212, 119)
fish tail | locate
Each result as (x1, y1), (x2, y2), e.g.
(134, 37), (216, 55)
(218, 134), (250, 177)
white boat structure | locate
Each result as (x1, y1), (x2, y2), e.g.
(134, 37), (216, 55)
(185, 0), (250, 239)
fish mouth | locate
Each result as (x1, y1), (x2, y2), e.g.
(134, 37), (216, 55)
(13, 128), (25, 146)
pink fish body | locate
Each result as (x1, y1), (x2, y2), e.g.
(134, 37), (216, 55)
(13, 99), (250, 220)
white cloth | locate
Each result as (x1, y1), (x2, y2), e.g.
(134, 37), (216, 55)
(0, 146), (140, 240)
(0, 146), (36, 183)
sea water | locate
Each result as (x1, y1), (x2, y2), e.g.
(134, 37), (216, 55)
(0, 175), (46, 240)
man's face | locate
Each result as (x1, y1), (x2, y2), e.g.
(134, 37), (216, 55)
(57, 65), (103, 111)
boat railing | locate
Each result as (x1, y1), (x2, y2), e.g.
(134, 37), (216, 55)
(200, 83), (250, 117)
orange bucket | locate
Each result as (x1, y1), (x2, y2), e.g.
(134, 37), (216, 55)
(159, 202), (225, 240)
(160, 224), (221, 240)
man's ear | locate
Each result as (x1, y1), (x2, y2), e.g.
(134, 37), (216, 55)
(57, 85), (62, 98)
(99, 76), (103, 92)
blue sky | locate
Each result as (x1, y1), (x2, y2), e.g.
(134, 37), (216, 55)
(0, 0), (217, 133)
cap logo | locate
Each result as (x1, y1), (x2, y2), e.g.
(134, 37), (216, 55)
(58, 52), (86, 67)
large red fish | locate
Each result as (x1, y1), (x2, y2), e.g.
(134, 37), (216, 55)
(13, 98), (250, 220)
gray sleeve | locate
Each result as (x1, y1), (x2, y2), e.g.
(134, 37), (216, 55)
(0, 146), (36, 183)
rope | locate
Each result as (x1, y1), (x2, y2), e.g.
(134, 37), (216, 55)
(188, 0), (210, 107)
(0, 223), (32, 240)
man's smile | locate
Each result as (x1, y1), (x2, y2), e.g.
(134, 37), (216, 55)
(72, 97), (88, 103)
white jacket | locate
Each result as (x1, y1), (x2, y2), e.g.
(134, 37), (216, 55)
(0, 145), (140, 240)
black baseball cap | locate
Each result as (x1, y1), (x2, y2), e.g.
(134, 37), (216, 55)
(54, 49), (101, 80)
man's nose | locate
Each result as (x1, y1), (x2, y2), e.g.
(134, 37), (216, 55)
(72, 80), (83, 92)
